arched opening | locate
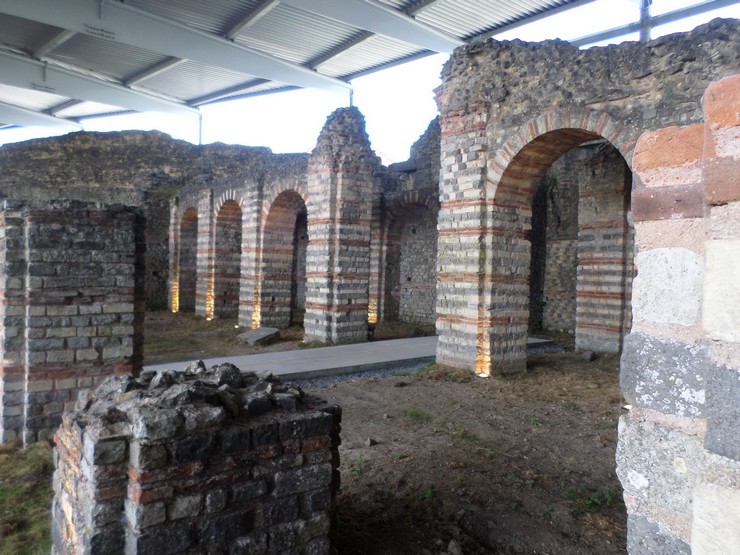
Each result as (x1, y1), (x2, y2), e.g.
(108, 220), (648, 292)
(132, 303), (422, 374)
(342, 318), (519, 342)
(383, 202), (438, 325)
(213, 200), (242, 318)
(260, 190), (307, 329)
(483, 128), (633, 374)
(528, 142), (633, 351)
(178, 207), (198, 312)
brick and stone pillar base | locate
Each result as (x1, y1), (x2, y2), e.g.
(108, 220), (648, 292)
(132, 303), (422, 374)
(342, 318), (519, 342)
(304, 108), (378, 344)
(52, 365), (341, 554)
(0, 200), (144, 444)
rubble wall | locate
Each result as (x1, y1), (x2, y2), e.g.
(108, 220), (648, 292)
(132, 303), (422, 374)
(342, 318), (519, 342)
(52, 364), (341, 554)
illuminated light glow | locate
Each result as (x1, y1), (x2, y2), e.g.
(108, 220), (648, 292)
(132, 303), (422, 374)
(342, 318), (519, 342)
(367, 298), (378, 324)
(475, 327), (492, 377)
(205, 267), (215, 320)
(170, 261), (180, 312)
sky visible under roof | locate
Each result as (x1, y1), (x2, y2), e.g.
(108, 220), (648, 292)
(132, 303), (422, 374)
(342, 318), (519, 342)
(0, 0), (738, 165)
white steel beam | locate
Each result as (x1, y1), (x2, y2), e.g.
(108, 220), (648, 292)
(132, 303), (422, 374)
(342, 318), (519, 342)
(0, 100), (82, 129)
(0, 50), (197, 115)
(281, 0), (464, 52)
(0, 0), (350, 93)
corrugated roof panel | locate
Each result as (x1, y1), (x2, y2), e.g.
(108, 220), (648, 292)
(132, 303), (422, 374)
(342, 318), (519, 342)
(125, 0), (260, 36)
(49, 34), (167, 82)
(0, 83), (67, 111)
(53, 100), (129, 119)
(415, 0), (575, 39)
(138, 60), (259, 102)
(0, 14), (62, 55)
(236, 4), (361, 65)
(316, 34), (424, 78)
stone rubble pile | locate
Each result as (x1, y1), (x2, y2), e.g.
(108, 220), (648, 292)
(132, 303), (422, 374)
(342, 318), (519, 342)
(52, 362), (341, 555)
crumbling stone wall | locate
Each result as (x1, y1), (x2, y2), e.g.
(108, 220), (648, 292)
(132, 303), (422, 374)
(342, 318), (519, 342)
(435, 18), (739, 374)
(437, 18), (739, 554)
(52, 364), (341, 554)
(0, 200), (144, 444)
(372, 118), (441, 325)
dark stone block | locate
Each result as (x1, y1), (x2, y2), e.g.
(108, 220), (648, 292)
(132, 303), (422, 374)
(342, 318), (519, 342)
(231, 480), (268, 505)
(169, 433), (215, 463)
(274, 463), (332, 496)
(125, 521), (192, 555)
(220, 426), (252, 455)
(620, 333), (707, 417)
(261, 496), (300, 526)
(627, 514), (689, 555)
(251, 421), (279, 447)
(279, 413), (333, 441)
(705, 363), (740, 461)
(200, 510), (254, 545)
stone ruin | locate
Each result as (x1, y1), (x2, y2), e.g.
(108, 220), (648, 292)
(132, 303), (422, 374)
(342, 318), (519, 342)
(0, 19), (737, 554)
(52, 363), (340, 554)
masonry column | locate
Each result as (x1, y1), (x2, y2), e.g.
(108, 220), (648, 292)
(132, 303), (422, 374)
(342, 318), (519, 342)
(168, 200), (180, 312)
(195, 189), (214, 319)
(434, 102), (492, 373)
(239, 183), (264, 328)
(303, 108), (378, 344)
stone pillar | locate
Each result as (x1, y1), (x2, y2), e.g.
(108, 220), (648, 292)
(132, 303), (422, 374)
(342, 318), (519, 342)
(239, 184), (264, 329)
(195, 189), (214, 319)
(434, 106), (492, 373)
(303, 108), (378, 344)
(52, 365), (341, 554)
(617, 75), (740, 554)
(168, 200), (180, 312)
(0, 200), (144, 444)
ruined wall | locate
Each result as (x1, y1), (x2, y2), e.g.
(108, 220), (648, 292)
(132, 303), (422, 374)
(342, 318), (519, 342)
(435, 18), (739, 373)
(437, 18), (739, 554)
(52, 364), (341, 554)
(0, 200), (144, 444)
(375, 118), (441, 325)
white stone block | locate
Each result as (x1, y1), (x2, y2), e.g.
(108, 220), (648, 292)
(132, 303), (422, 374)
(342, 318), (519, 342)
(703, 240), (740, 343)
(692, 482), (740, 555)
(632, 248), (703, 326)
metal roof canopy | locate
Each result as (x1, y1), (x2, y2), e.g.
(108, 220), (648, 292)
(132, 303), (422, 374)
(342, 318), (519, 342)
(0, 0), (735, 129)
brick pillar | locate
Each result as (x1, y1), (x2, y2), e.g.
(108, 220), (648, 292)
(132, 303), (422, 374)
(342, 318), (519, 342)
(434, 107), (493, 373)
(195, 189), (214, 319)
(303, 108), (378, 344)
(239, 185), (263, 329)
(0, 200), (145, 444)
(617, 75), (740, 554)
(168, 200), (180, 312)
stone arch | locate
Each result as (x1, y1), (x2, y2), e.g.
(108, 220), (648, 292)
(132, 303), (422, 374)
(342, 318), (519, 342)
(382, 190), (439, 324)
(259, 190), (308, 329)
(213, 199), (242, 318)
(178, 206), (199, 312)
(264, 180), (308, 211)
(479, 109), (637, 374)
(213, 189), (247, 218)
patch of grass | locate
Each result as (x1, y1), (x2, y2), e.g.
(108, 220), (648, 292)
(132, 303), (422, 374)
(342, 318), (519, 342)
(529, 416), (543, 427)
(403, 408), (432, 423)
(441, 421), (501, 460)
(563, 401), (585, 414)
(505, 473), (535, 489)
(565, 485), (620, 517)
(418, 363), (472, 382)
(349, 456), (366, 477)
(416, 487), (434, 501)
(298, 340), (329, 350)
(0, 441), (53, 555)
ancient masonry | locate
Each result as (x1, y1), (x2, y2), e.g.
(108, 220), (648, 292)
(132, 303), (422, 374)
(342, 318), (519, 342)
(0, 19), (737, 555)
(52, 364), (340, 554)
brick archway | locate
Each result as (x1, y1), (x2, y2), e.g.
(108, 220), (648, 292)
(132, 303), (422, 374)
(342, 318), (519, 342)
(213, 200), (243, 318)
(259, 190), (308, 329)
(177, 207), (199, 312)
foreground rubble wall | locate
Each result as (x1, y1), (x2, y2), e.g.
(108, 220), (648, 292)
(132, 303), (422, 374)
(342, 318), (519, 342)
(52, 365), (341, 554)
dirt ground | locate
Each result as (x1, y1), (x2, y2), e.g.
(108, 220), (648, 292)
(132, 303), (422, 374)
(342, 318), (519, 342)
(146, 312), (627, 555)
